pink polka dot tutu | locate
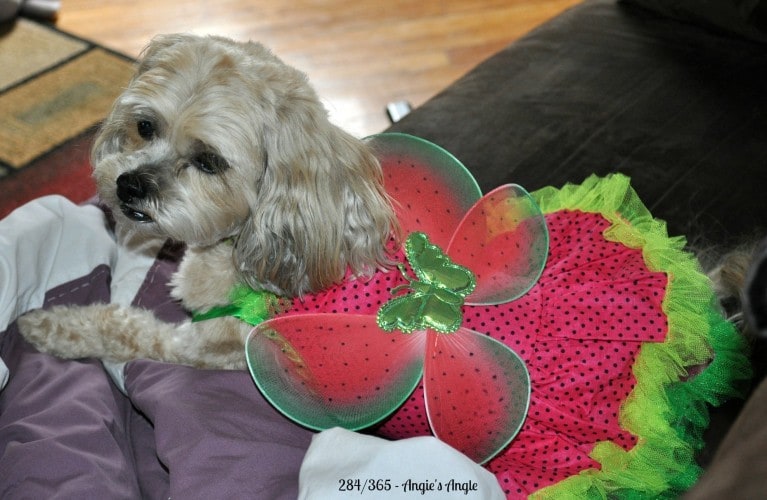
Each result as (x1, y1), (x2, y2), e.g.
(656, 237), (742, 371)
(245, 134), (750, 499)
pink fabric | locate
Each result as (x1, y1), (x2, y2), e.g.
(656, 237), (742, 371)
(285, 209), (668, 497)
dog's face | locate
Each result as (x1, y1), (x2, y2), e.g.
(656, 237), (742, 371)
(93, 34), (396, 296)
(93, 35), (287, 245)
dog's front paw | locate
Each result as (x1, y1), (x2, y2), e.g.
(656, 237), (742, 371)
(17, 308), (59, 350)
(17, 305), (106, 360)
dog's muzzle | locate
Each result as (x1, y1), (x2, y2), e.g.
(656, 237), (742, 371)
(116, 170), (155, 223)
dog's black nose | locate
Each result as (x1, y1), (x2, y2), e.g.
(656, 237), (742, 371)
(116, 171), (149, 203)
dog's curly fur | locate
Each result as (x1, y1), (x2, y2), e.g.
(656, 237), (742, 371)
(18, 34), (397, 369)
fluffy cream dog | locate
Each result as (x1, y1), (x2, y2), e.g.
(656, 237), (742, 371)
(18, 34), (397, 369)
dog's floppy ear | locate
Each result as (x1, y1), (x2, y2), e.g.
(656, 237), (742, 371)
(233, 68), (397, 296)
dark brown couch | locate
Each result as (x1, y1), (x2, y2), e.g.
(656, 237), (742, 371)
(386, 1), (767, 496)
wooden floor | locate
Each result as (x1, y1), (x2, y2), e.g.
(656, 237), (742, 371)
(57, 0), (580, 137)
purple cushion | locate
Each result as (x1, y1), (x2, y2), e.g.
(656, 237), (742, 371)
(0, 247), (313, 497)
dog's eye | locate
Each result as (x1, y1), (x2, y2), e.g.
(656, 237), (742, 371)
(193, 151), (229, 175)
(137, 120), (155, 140)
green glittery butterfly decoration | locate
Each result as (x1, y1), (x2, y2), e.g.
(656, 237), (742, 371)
(377, 232), (476, 334)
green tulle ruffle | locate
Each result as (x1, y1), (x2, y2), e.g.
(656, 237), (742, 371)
(529, 174), (751, 499)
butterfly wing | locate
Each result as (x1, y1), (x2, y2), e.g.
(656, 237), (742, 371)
(423, 327), (531, 464)
(405, 231), (476, 297)
(246, 314), (425, 430)
(377, 284), (465, 335)
(447, 184), (549, 305)
(366, 133), (482, 249)
(377, 293), (427, 334)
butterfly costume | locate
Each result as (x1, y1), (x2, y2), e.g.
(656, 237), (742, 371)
(207, 134), (750, 498)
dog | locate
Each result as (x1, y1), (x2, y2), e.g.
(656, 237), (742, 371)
(18, 34), (397, 369)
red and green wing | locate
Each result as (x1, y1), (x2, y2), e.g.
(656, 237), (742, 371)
(423, 327), (530, 464)
(447, 184), (549, 306)
(366, 133), (482, 249)
(246, 313), (425, 430)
